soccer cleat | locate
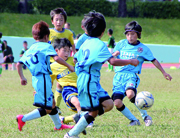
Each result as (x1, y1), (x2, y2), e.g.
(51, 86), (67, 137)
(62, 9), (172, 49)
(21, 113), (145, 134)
(129, 120), (140, 126)
(144, 115), (153, 126)
(54, 124), (74, 130)
(64, 133), (79, 138)
(16, 115), (26, 131)
(73, 114), (87, 135)
(87, 121), (94, 128)
(57, 107), (62, 115)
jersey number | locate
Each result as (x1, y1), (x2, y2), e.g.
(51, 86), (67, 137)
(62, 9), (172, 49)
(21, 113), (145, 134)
(26, 51), (40, 66)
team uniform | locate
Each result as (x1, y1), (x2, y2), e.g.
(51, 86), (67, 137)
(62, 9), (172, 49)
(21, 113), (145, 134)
(112, 39), (155, 120)
(107, 35), (115, 54)
(74, 37), (113, 111)
(49, 28), (74, 62)
(50, 57), (78, 112)
(19, 42), (57, 110)
(75, 33), (89, 51)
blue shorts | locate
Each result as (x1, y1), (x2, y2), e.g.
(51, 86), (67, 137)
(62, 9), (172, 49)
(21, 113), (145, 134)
(32, 74), (54, 110)
(62, 86), (78, 112)
(112, 72), (140, 100)
(77, 73), (110, 111)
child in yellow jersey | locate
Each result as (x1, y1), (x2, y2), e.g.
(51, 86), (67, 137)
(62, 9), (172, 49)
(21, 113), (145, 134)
(50, 38), (80, 120)
(49, 8), (76, 114)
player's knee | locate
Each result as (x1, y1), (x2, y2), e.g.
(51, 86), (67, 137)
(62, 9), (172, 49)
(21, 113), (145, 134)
(114, 99), (123, 108)
(126, 87), (137, 100)
(38, 108), (47, 117)
(49, 106), (58, 115)
(84, 113), (95, 124)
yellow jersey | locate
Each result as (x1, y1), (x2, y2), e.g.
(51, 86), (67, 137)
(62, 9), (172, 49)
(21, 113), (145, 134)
(49, 28), (74, 46)
(50, 57), (77, 88)
(49, 28), (75, 63)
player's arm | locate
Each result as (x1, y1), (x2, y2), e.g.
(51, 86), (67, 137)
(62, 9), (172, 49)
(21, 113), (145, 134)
(53, 55), (74, 72)
(112, 51), (120, 57)
(152, 59), (172, 81)
(16, 62), (27, 85)
(108, 57), (139, 67)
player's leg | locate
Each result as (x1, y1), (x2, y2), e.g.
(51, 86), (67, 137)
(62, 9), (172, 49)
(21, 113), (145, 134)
(65, 76), (99, 137)
(112, 73), (140, 126)
(0, 53), (3, 76)
(126, 76), (153, 126)
(54, 82), (63, 115)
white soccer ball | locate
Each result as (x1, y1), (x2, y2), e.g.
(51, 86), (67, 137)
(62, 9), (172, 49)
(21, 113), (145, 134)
(135, 91), (154, 110)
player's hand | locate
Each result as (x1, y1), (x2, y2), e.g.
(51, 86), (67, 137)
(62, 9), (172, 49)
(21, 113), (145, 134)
(130, 59), (139, 66)
(163, 72), (172, 81)
(21, 77), (27, 85)
(68, 65), (75, 72)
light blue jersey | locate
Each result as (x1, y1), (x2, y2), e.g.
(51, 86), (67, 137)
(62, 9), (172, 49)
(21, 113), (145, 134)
(74, 37), (112, 111)
(75, 37), (112, 76)
(19, 42), (57, 76)
(75, 33), (89, 51)
(113, 39), (155, 74)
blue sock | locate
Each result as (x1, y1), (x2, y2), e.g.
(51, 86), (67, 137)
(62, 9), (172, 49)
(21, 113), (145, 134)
(134, 104), (148, 120)
(121, 107), (138, 121)
(49, 113), (61, 129)
(22, 109), (41, 122)
(68, 116), (88, 136)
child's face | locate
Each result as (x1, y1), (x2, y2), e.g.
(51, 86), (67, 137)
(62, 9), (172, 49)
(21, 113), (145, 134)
(51, 14), (65, 31)
(126, 31), (138, 45)
(23, 43), (27, 49)
(56, 46), (70, 61)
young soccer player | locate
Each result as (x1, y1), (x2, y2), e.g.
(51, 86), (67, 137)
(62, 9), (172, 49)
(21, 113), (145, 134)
(112, 21), (172, 127)
(0, 32), (4, 77)
(64, 11), (139, 138)
(107, 28), (115, 72)
(16, 21), (74, 131)
(49, 8), (76, 114)
(19, 41), (28, 69)
(50, 38), (92, 134)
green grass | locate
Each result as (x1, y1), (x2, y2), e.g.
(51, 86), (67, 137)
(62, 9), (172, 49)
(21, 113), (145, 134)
(0, 13), (180, 45)
(0, 67), (180, 138)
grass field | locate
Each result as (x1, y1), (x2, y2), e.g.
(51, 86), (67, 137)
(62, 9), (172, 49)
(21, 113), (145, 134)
(0, 67), (179, 138)
(0, 13), (180, 45)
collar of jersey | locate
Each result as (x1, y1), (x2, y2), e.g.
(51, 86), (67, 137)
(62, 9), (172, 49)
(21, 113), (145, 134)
(127, 40), (140, 46)
(53, 28), (65, 33)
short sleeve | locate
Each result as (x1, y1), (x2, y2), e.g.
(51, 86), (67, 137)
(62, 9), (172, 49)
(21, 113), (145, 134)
(46, 45), (57, 57)
(96, 43), (112, 63)
(143, 47), (155, 61)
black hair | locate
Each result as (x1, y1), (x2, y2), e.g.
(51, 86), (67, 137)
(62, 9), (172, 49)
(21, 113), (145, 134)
(3, 40), (7, 43)
(76, 33), (82, 39)
(50, 7), (67, 22)
(53, 38), (72, 50)
(23, 41), (27, 44)
(83, 10), (106, 37)
(124, 21), (142, 39)
(108, 28), (113, 35)
(0, 32), (2, 38)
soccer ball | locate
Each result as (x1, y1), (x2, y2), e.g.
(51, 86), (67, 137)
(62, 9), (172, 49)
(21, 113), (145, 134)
(135, 91), (154, 110)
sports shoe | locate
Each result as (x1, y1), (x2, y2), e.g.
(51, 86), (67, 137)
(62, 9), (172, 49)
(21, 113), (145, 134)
(87, 121), (94, 128)
(64, 133), (79, 138)
(144, 115), (153, 126)
(73, 113), (87, 135)
(54, 124), (74, 130)
(57, 107), (62, 115)
(129, 120), (140, 126)
(16, 115), (26, 131)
